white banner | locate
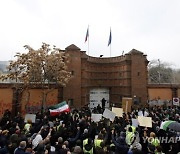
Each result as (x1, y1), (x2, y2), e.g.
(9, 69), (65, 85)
(103, 109), (116, 121)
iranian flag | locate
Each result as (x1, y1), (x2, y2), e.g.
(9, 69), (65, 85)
(49, 101), (70, 116)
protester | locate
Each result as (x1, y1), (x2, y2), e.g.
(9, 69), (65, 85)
(0, 105), (179, 154)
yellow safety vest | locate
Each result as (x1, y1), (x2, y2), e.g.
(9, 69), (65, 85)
(126, 132), (134, 145)
(131, 126), (136, 133)
(83, 139), (88, 147)
(83, 139), (93, 154)
(151, 138), (160, 147)
(94, 139), (103, 148)
(83, 147), (93, 154)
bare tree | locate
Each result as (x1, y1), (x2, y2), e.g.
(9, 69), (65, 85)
(0, 43), (71, 114)
(148, 59), (174, 84)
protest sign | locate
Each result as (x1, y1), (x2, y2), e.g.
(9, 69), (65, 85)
(103, 109), (116, 121)
(132, 118), (139, 127)
(112, 107), (123, 117)
(24, 114), (36, 123)
(138, 116), (152, 128)
(91, 114), (102, 122)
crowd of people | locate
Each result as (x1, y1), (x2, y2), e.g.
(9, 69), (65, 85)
(0, 105), (179, 154)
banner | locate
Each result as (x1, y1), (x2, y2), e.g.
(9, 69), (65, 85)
(24, 114), (36, 123)
(112, 107), (123, 117)
(103, 109), (116, 121)
(138, 116), (152, 128)
(91, 114), (102, 122)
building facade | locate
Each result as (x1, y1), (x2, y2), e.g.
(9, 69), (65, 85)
(0, 44), (151, 116)
(1, 44), (180, 116)
(63, 44), (149, 108)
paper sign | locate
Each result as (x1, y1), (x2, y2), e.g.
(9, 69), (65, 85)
(91, 114), (102, 122)
(132, 118), (139, 127)
(138, 116), (152, 128)
(24, 114), (36, 123)
(103, 109), (116, 121)
(112, 107), (123, 117)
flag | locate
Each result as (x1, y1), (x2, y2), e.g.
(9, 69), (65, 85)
(85, 27), (89, 42)
(49, 101), (70, 116)
(108, 28), (112, 46)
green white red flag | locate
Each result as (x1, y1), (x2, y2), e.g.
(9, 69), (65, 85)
(49, 101), (70, 116)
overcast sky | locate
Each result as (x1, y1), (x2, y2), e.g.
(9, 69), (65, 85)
(1, 0), (180, 68)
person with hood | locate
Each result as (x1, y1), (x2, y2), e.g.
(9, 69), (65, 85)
(111, 129), (129, 154)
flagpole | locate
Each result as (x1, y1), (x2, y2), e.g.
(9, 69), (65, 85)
(110, 44), (111, 57)
(88, 26), (89, 55)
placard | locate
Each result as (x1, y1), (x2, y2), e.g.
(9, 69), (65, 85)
(91, 114), (102, 122)
(24, 114), (36, 123)
(112, 107), (123, 117)
(138, 116), (152, 128)
(132, 118), (139, 127)
(103, 109), (116, 121)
